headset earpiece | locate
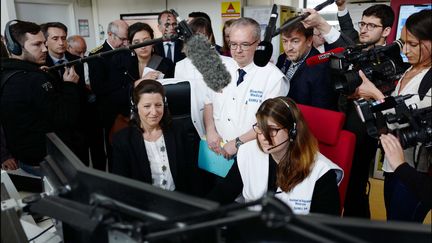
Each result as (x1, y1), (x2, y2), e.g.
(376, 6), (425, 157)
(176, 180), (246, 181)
(289, 122), (297, 142)
(278, 97), (297, 143)
(5, 20), (22, 55)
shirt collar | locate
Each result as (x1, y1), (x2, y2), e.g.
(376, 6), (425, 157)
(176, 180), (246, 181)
(50, 54), (67, 64)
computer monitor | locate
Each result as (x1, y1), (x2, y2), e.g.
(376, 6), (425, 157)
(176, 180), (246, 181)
(396, 4), (432, 62)
(43, 133), (218, 242)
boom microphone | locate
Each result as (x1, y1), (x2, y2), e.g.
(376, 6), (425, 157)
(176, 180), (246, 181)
(306, 47), (345, 66)
(273, 0), (335, 37)
(254, 4), (278, 67)
(267, 138), (290, 151)
(185, 34), (231, 92)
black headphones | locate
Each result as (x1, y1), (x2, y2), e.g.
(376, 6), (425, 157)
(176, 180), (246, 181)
(130, 95), (169, 120)
(5, 20), (22, 55)
(278, 97), (297, 143)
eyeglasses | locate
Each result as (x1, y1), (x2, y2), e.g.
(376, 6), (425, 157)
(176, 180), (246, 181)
(229, 40), (258, 51)
(113, 32), (128, 42)
(253, 123), (285, 137)
(358, 21), (383, 31)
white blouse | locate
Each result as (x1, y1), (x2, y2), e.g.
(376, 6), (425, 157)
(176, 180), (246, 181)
(144, 135), (175, 191)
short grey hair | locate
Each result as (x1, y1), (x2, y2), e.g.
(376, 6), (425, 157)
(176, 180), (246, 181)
(230, 17), (261, 41)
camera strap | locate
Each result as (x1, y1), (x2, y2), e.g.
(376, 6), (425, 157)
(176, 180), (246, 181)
(418, 68), (431, 101)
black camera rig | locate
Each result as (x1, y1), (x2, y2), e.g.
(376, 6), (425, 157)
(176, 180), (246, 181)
(355, 94), (432, 149)
(330, 41), (407, 95)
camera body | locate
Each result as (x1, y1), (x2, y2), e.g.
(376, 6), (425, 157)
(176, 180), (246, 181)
(355, 95), (432, 149)
(330, 42), (407, 95)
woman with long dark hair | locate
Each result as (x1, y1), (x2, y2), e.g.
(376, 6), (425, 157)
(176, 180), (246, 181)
(356, 9), (431, 222)
(207, 97), (343, 215)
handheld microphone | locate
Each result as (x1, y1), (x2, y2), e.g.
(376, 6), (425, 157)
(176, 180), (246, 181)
(267, 138), (290, 151)
(185, 34), (231, 92)
(273, 0), (335, 37)
(254, 4), (278, 67)
(305, 47), (345, 66)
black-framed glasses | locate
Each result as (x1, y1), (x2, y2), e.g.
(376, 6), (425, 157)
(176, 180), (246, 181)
(358, 21), (383, 31)
(229, 40), (258, 51)
(253, 123), (285, 137)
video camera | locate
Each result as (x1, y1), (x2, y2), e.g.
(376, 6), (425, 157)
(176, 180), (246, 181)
(355, 94), (432, 149)
(330, 40), (407, 95)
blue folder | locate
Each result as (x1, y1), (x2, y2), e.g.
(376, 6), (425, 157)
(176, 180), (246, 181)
(198, 139), (234, 178)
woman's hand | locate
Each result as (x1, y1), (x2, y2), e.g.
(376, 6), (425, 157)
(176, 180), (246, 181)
(355, 70), (385, 100)
(142, 71), (161, 80)
(380, 133), (405, 171)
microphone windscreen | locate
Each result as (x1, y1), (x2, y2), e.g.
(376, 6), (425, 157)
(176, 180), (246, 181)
(305, 47), (345, 66)
(185, 35), (231, 92)
(253, 41), (273, 67)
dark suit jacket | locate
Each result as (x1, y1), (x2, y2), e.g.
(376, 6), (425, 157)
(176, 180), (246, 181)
(112, 125), (188, 193)
(154, 40), (186, 64)
(46, 51), (85, 90)
(45, 51), (89, 161)
(338, 12), (360, 44)
(87, 41), (131, 130)
(276, 48), (338, 110)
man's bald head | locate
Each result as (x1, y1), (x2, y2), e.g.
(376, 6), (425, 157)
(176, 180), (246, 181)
(67, 35), (87, 57)
(107, 19), (129, 48)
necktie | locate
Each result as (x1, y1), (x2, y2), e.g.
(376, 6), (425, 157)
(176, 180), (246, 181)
(56, 59), (65, 77)
(166, 43), (172, 62)
(285, 63), (298, 81)
(237, 69), (246, 86)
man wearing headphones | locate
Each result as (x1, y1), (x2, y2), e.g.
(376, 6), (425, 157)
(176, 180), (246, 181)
(0, 20), (79, 175)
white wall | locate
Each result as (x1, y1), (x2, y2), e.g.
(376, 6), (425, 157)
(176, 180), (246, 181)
(2, 0), (306, 50)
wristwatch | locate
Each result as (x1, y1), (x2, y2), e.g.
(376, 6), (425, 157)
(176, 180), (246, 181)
(235, 137), (244, 149)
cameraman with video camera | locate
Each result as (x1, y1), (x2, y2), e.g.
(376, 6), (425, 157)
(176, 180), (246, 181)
(355, 9), (431, 222)
(302, 3), (402, 218)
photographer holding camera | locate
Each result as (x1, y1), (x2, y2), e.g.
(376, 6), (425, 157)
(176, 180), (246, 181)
(355, 9), (431, 222)
(302, 4), (401, 218)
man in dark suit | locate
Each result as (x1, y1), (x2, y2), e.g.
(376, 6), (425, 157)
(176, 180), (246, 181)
(276, 21), (337, 111)
(40, 22), (89, 165)
(67, 35), (107, 170)
(153, 10), (186, 64)
(87, 19), (129, 172)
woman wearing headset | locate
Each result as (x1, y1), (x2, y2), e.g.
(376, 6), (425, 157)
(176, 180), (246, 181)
(207, 97), (343, 215)
(112, 80), (188, 193)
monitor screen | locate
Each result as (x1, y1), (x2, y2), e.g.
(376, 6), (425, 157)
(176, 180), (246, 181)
(44, 133), (218, 242)
(396, 4), (432, 62)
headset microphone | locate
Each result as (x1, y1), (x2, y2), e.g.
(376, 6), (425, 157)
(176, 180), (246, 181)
(267, 138), (290, 151)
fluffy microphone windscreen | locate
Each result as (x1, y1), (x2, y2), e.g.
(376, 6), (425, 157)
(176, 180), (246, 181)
(185, 35), (231, 92)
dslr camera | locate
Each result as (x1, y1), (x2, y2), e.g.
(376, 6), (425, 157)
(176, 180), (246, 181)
(330, 40), (407, 95)
(355, 94), (432, 149)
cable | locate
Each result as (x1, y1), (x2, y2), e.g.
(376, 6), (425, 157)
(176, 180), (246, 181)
(28, 224), (54, 242)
